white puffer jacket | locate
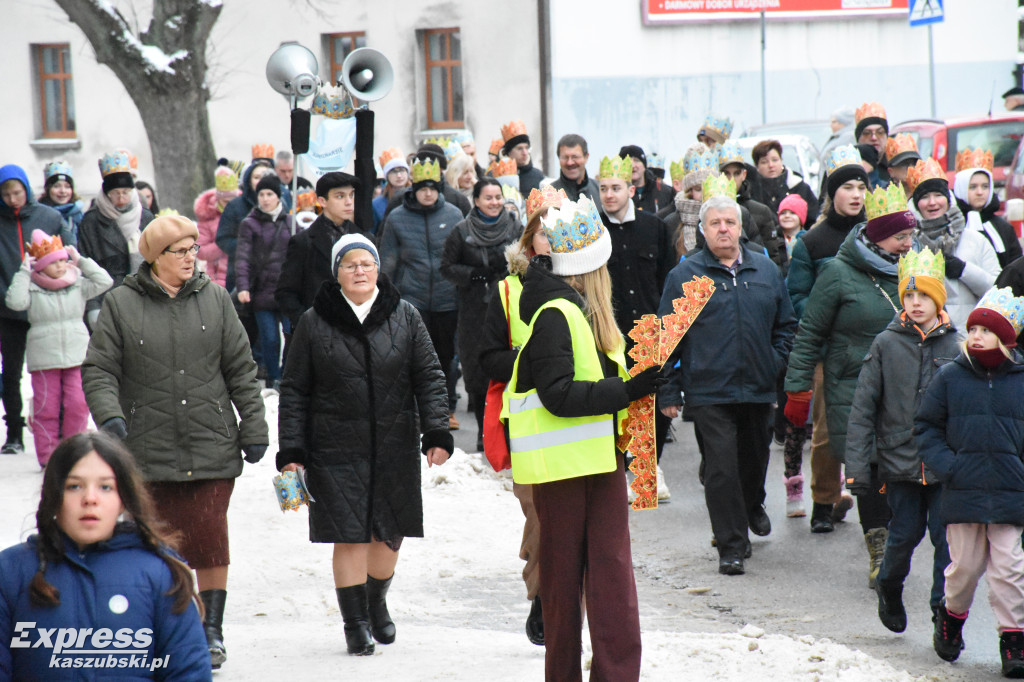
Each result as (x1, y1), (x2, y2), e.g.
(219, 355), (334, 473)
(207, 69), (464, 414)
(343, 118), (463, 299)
(5, 255), (112, 371)
(945, 229), (1000, 331)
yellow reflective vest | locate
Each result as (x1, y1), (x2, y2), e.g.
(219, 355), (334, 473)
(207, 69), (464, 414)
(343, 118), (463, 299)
(501, 297), (629, 484)
(499, 275), (529, 349)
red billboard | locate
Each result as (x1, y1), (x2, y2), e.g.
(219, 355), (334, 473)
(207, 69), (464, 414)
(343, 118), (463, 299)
(643, 0), (910, 24)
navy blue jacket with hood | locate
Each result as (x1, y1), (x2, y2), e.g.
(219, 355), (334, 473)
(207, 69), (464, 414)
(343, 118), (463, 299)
(915, 351), (1024, 525)
(0, 165), (63, 321)
(215, 163), (264, 291)
(0, 528), (211, 680)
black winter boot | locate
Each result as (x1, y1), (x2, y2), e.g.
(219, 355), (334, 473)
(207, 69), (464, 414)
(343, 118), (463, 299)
(199, 589), (227, 669)
(1001, 630), (1024, 678)
(810, 503), (834, 533)
(525, 596), (544, 646)
(366, 575), (396, 644)
(336, 585), (375, 655)
(1, 418), (24, 455)
(933, 600), (967, 662)
(875, 580), (907, 633)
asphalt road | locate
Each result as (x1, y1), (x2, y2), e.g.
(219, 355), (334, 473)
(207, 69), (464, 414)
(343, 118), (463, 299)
(448, 398), (1005, 681)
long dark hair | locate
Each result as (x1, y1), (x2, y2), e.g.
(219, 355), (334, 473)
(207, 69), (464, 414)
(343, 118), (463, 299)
(31, 432), (200, 615)
(135, 181), (159, 213)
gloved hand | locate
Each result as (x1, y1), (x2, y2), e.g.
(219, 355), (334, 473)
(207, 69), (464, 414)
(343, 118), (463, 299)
(784, 391), (812, 426)
(101, 417), (128, 440)
(64, 244), (80, 265)
(20, 254), (35, 272)
(625, 366), (667, 402)
(243, 444), (268, 464)
(846, 480), (871, 497)
(945, 255), (966, 280)
(470, 266), (490, 282)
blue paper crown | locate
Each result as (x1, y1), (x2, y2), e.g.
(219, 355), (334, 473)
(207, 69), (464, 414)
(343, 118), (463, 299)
(541, 196), (606, 254)
(647, 152), (664, 170)
(685, 149), (718, 175)
(700, 114), (734, 140)
(824, 144), (863, 176)
(99, 152), (131, 177)
(44, 161), (73, 181)
(976, 287), (1024, 336)
(716, 140), (745, 169)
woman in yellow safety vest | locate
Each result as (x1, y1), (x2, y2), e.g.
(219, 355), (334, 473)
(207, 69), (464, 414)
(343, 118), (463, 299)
(480, 185), (566, 648)
(501, 196), (662, 681)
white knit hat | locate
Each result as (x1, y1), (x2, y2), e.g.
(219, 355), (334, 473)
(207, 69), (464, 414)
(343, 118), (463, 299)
(540, 196), (611, 276)
(331, 233), (379, 277)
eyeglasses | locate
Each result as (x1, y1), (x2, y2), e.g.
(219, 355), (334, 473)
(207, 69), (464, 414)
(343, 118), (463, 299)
(891, 233), (914, 243)
(163, 244), (201, 259)
(340, 262), (377, 273)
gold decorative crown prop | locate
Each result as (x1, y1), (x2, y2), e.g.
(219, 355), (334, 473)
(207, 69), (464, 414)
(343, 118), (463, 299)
(716, 141), (745, 169)
(492, 158), (518, 178)
(855, 101), (887, 125)
(955, 147), (995, 173)
(310, 84), (355, 119)
(702, 174), (737, 202)
(526, 185), (567, 224)
(598, 155), (633, 182)
(27, 233), (65, 260)
(669, 159), (686, 182)
(251, 144), (275, 160)
(886, 134), (918, 160)
(906, 158), (946, 193)
(488, 138), (504, 156)
(866, 184), (911, 221)
(410, 158), (441, 184)
(378, 147), (403, 169)
(500, 120), (528, 143)
(824, 144), (863, 176)
(540, 196), (606, 254)
(976, 287), (1024, 336)
(99, 152), (131, 177)
(899, 247), (945, 283)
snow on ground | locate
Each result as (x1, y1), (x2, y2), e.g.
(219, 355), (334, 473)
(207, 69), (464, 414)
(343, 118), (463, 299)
(1, 389), (930, 680)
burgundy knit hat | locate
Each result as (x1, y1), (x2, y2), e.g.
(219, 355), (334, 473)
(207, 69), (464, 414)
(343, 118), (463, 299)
(966, 307), (1017, 348)
(865, 210), (916, 243)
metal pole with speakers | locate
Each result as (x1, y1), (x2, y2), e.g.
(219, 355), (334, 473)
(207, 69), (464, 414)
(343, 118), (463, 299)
(265, 42), (320, 213)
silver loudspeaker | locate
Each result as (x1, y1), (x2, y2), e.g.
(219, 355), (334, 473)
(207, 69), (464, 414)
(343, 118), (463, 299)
(340, 48), (393, 102)
(266, 43), (320, 98)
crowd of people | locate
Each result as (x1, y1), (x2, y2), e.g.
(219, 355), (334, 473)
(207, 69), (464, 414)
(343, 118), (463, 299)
(3, 92), (1024, 680)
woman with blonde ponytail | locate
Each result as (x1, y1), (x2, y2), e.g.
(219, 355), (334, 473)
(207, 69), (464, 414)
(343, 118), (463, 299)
(502, 196), (658, 681)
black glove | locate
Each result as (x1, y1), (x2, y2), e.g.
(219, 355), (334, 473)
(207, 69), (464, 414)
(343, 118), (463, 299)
(243, 444), (268, 464)
(101, 417), (128, 440)
(846, 482), (870, 497)
(945, 255), (966, 280)
(470, 266), (490, 282)
(625, 366), (667, 402)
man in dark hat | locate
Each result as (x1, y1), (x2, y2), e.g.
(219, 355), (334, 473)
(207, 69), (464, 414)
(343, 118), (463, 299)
(1003, 87), (1024, 112)
(619, 144), (674, 214)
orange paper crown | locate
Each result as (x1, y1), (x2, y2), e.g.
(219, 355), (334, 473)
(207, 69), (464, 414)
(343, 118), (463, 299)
(492, 158), (518, 178)
(906, 157), (946, 193)
(955, 147), (994, 173)
(855, 101), (887, 124)
(116, 148), (138, 171)
(252, 144), (275, 160)
(501, 120), (528, 143)
(488, 138), (504, 156)
(295, 190), (317, 212)
(28, 233), (65, 260)
(526, 185), (567, 224)
(885, 134), (918, 160)
(378, 147), (403, 169)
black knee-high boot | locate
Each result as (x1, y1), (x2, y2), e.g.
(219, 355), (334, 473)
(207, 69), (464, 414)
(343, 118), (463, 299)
(366, 574), (397, 644)
(199, 589), (227, 669)
(336, 585), (375, 655)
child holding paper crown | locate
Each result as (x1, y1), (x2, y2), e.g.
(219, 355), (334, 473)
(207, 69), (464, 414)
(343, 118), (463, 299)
(4, 230), (112, 467)
(846, 247), (961, 635)
(915, 286), (1024, 677)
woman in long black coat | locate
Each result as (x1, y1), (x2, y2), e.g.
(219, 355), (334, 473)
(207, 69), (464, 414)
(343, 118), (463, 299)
(277, 234), (453, 657)
(440, 177), (520, 450)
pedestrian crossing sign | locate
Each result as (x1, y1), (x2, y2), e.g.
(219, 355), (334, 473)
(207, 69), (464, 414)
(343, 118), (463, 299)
(908, 0), (943, 27)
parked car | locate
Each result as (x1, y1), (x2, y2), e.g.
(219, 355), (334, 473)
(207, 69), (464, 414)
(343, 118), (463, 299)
(742, 120), (833, 156)
(729, 134), (822, 198)
(891, 113), (1024, 195)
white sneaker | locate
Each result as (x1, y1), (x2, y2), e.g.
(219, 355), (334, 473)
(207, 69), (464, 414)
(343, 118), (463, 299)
(657, 465), (671, 501)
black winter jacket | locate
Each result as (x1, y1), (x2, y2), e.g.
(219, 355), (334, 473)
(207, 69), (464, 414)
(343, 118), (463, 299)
(277, 276), (452, 543)
(738, 183), (787, 270)
(384, 181), (471, 220)
(602, 210), (676, 338)
(517, 161), (546, 196)
(956, 196), (1023, 270)
(275, 214), (359, 327)
(632, 171), (674, 215)
(915, 352), (1024, 525)
(76, 205), (155, 313)
(846, 313), (961, 486)
(550, 171), (600, 205)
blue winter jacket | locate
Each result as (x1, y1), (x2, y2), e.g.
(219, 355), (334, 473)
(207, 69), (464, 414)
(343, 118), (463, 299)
(0, 164), (63, 320)
(658, 243), (797, 408)
(915, 352), (1024, 526)
(0, 529), (211, 681)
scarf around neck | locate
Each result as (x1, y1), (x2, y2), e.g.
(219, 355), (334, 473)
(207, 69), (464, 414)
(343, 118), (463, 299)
(31, 264), (79, 291)
(95, 189), (143, 244)
(466, 208), (515, 248)
(916, 203), (966, 256)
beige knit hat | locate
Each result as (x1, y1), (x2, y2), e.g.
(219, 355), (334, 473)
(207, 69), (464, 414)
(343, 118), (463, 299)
(139, 215), (200, 263)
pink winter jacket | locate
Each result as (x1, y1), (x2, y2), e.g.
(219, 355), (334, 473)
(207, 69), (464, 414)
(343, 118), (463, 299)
(194, 189), (231, 287)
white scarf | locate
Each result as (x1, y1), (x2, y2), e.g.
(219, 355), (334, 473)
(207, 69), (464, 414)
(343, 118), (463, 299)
(341, 286), (379, 324)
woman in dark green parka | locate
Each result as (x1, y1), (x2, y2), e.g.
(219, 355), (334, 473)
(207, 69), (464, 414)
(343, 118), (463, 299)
(784, 202), (916, 588)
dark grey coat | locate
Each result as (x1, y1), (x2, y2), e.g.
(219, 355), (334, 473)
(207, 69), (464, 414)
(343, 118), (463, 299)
(845, 313), (962, 486)
(83, 265), (268, 482)
(277, 275), (453, 543)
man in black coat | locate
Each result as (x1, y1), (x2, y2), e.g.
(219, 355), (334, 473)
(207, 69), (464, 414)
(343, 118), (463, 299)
(550, 133), (600, 204)
(501, 120), (545, 195)
(619, 144), (674, 215)
(275, 172), (362, 330)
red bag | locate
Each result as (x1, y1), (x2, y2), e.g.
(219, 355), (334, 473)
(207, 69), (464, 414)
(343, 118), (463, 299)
(483, 280), (512, 471)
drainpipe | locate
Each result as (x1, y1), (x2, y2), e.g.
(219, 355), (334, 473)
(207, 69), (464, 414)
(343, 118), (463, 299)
(537, 0), (552, 176)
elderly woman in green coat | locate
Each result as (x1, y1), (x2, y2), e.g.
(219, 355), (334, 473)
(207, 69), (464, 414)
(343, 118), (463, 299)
(784, 198), (916, 588)
(83, 214), (268, 671)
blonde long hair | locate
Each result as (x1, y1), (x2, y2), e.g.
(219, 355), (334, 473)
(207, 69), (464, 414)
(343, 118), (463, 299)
(563, 264), (623, 355)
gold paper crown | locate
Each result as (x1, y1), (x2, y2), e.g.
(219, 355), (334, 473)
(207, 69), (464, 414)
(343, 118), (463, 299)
(99, 152), (131, 177)
(669, 159), (686, 182)
(865, 184), (911, 221)
(310, 84), (355, 119)
(899, 247), (945, 283)
(976, 287), (1024, 336)
(252, 144), (275, 160)
(955, 147), (994, 173)
(423, 136), (451, 148)
(501, 120), (528, 143)
(488, 138), (504, 156)
(598, 155), (633, 182)
(378, 147), (403, 169)
(155, 208), (180, 218)
(906, 158), (946, 193)
(410, 158), (441, 184)
(116, 148), (138, 171)
(702, 174), (737, 202)
(27, 233), (64, 260)
(855, 101), (887, 124)
(885, 134), (918, 161)
(540, 196), (606, 254)
(215, 167), (238, 192)
(526, 185), (567, 224)
(492, 158), (518, 178)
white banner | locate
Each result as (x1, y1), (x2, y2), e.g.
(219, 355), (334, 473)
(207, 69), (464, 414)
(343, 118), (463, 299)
(305, 117), (357, 177)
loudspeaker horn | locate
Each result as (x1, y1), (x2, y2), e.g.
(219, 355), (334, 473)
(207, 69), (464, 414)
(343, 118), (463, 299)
(266, 43), (320, 98)
(340, 48), (393, 102)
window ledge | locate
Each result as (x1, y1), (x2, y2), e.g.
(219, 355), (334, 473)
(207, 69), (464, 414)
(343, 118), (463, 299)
(30, 138), (81, 151)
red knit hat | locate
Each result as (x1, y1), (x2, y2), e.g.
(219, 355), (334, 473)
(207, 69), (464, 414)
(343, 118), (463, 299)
(777, 194), (807, 227)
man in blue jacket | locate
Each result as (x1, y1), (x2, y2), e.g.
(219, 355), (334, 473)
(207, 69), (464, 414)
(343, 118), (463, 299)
(658, 194), (796, 576)
(0, 164), (62, 454)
